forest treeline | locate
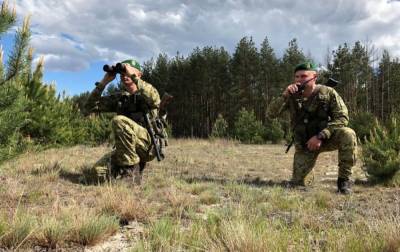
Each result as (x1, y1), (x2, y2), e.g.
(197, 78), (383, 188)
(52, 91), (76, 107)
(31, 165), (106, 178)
(100, 38), (397, 142)
(1, 2), (400, 184)
(72, 36), (400, 141)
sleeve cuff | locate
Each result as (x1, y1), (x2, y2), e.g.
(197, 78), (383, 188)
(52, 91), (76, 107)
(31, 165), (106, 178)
(320, 129), (331, 139)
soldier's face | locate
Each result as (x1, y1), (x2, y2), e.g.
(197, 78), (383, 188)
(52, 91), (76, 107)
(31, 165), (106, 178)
(294, 70), (317, 85)
(120, 74), (137, 93)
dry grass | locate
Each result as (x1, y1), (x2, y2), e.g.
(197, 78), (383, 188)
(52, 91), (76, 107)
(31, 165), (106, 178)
(0, 139), (399, 251)
(34, 216), (69, 249)
(0, 211), (36, 250)
(96, 185), (149, 223)
(69, 212), (119, 246)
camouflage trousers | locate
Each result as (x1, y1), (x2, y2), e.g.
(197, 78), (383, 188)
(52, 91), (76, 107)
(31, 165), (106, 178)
(292, 127), (357, 186)
(94, 115), (155, 178)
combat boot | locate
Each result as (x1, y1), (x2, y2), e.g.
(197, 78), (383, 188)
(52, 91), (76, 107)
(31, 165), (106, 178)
(110, 164), (124, 179)
(94, 165), (109, 182)
(283, 180), (310, 191)
(285, 180), (305, 188)
(337, 177), (351, 195)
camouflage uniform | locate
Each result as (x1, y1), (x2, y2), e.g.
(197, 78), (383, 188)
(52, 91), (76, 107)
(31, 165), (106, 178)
(84, 77), (161, 178)
(267, 84), (357, 186)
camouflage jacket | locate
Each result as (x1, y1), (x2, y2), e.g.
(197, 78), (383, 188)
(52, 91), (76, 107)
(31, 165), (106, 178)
(267, 85), (349, 145)
(84, 77), (161, 125)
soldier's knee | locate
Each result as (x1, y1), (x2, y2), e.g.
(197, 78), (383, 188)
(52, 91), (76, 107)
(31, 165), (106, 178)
(336, 127), (357, 147)
(112, 115), (130, 129)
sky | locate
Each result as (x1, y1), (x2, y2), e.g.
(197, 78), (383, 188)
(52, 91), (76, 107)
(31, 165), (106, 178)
(2, 0), (400, 96)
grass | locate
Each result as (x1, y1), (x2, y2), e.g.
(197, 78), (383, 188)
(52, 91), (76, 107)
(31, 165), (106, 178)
(96, 185), (149, 223)
(0, 211), (36, 249)
(70, 213), (119, 246)
(35, 216), (69, 249)
(0, 139), (399, 250)
(198, 189), (220, 205)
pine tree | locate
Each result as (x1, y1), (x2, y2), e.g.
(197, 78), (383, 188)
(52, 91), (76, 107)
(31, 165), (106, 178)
(230, 37), (260, 120)
(259, 36), (280, 122)
(280, 38), (306, 84)
(211, 114), (228, 138)
(151, 53), (170, 95)
(233, 107), (265, 144)
(0, 2), (29, 162)
(350, 41), (373, 114)
(377, 50), (400, 120)
(362, 117), (400, 186)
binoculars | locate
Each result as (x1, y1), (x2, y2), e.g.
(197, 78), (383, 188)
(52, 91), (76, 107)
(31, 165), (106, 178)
(103, 62), (126, 74)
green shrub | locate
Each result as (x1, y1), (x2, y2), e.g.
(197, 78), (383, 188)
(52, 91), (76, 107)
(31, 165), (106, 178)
(211, 114), (228, 138)
(349, 111), (377, 142)
(82, 114), (112, 144)
(362, 117), (400, 185)
(264, 118), (284, 144)
(233, 108), (265, 144)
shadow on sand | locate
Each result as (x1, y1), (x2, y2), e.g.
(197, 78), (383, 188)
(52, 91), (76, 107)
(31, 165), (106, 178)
(58, 167), (103, 185)
(181, 175), (376, 190)
(181, 175), (289, 188)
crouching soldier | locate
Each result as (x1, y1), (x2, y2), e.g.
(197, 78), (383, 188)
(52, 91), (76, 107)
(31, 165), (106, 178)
(267, 61), (357, 194)
(84, 59), (168, 185)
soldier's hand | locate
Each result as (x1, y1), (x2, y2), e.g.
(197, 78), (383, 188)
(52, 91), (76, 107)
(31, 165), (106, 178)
(283, 83), (300, 97)
(100, 72), (116, 85)
(123, 64), (141, 79)
(306, 136), (322, 151)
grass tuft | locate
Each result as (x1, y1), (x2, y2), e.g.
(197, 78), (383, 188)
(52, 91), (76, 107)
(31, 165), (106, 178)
(0, 212), (36, 249)
(137, 217), (180, 251)
(34, 216), (69, 249)
(199, 189), (220, 205)
(313, 191), (333, 209)
(70, 213), (119, 246)
(97, 186), (149, 223)
(187, 183), (210, 195)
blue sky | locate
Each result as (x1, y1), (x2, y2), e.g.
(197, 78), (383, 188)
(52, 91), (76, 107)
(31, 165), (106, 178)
(2, 32), (106, 96)
(2, 0), (400, 96)
(42, 62), (106, 96)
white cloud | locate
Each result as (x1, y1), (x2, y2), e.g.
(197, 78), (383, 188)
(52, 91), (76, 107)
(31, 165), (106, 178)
(12, 0), (400, 71)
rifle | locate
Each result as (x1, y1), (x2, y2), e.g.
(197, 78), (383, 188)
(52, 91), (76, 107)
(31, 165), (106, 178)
(143, 93), (173, 161)
(144, 112), (164, 161)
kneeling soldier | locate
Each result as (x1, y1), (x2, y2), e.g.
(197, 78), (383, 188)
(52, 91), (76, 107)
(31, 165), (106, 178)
(267, 61), (357, 194)
(84, 59), (163, 185)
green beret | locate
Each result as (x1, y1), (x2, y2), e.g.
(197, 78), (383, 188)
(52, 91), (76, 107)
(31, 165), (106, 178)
(121, 59), (142, 72)
(294, 61), (317, 73)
